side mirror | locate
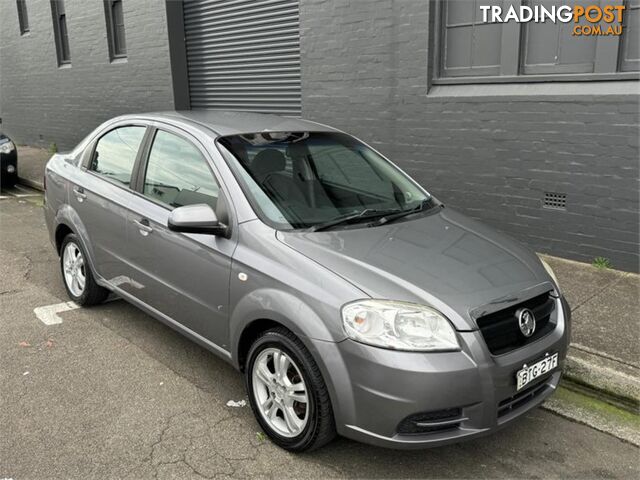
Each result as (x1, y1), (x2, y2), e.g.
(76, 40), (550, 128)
(168, 203), (228, 237)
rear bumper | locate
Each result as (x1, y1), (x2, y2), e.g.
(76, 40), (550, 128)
(309, 295), (570, 449)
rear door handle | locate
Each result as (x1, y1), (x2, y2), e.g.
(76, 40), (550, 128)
(73, 187), (87, 202)
(133, 219), (153, 236)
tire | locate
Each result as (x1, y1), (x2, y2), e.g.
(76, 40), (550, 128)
(59, 233), (109, 306)
(245, 327), (336, 452)
(0, 172), (17, 189)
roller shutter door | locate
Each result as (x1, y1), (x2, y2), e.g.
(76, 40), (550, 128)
(183, 0), (301, 115)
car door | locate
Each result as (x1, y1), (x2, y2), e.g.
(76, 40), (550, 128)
(71, 124), (148, 282)
(125, 125), (235, 348)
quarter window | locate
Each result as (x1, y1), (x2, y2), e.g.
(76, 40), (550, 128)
(17, 0), (29, 35)
(90, 126), (146, 187)
(143, 131), (220, 210)
(105, 0), (127, 59)
(50, 0), (71, 65)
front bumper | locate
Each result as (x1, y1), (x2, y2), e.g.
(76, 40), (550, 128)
(1, 150), (18, 186)
(308, 295), (570, 449)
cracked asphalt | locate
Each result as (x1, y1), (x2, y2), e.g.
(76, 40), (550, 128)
(1, 194), (639, 479)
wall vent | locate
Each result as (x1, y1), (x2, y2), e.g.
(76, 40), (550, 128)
(543, 192), (567, 210)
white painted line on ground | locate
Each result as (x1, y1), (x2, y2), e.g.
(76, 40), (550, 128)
(13, 185), (41, 196)
(13, 184), (33, 193)
(34, 301), (80, 325)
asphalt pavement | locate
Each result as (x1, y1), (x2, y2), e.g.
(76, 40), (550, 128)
(1, 191), (639, 479)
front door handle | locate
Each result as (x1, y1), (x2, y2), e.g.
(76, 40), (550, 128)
(133, 219), (153, 236)
(73, 187), (87, 202)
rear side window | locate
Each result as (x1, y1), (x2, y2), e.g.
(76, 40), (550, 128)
(142, 130), (219, 210)
(90, 126), (146, 186)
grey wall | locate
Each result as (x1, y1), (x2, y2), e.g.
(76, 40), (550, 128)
(1, 0), (638, 272)
(300, 0), (640, 272)
(0, 0), (175, 150)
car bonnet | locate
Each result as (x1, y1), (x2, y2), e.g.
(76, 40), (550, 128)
(276, 208), (552, 330)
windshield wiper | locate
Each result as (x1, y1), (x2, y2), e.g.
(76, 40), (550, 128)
(367, 199), (436, 227)
(308, 208), (403, 232)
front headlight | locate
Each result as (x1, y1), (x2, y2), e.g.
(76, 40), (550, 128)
(342, 300), (460, 351)
(541, 259), (561, 292)
(0, 141), (16, 154)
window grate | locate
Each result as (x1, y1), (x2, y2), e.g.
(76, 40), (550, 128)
(543, 192), (567, 210)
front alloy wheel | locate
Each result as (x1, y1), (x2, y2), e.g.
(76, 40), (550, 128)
(246, 328), (336, 451)
(252, 348), (309, 437)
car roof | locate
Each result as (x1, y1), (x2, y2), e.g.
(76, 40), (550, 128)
(117, 110), (339, 137)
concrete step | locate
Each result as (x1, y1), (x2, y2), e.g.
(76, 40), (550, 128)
(565, 344), (640, 412)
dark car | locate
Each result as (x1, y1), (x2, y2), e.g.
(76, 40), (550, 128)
(0, 133), (18, 188)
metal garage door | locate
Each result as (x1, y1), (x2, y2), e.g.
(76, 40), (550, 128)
(183, 0), (301, 115)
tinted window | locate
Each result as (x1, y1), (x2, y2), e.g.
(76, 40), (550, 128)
(218, 132), (431, 230)
(90, 126), (145, 186)
(143, 130), (219, 210)
(309, 143), (392, 195)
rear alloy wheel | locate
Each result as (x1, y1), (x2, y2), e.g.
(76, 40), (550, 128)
(246, 328), (336, 452)
(62, 242), (86, 297)
(59, 234), (109, 306)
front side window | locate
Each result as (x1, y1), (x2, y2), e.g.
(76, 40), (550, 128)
(142, 130), (220, 210)
(50, 0), (71, 65)
(105, 0), (127, 59)
(17, 0), (29, 35)
(90, 126), (146, 186)
(218, 132), (432, 230)
(438, 0), (638, 81)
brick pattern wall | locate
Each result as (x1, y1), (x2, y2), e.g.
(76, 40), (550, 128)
(300, 0), (640, 272)
(0, 0), (175, 150)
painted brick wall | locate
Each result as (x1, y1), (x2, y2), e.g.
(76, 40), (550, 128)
(0, 0), (175, 150)
(300, 0), (640, 272)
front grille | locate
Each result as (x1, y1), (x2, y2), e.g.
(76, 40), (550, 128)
(498, 381), (550, 417)
(396, 408), (464, 435)
(476, 291), (556, 355)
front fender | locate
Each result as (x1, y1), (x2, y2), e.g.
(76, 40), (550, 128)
(228, 287), (338, 368)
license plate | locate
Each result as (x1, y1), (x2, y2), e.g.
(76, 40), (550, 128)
(516, 353), (558, 391)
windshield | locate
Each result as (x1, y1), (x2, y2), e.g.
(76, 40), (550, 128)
(217, 131), (432, 230)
